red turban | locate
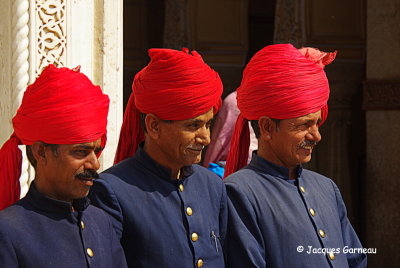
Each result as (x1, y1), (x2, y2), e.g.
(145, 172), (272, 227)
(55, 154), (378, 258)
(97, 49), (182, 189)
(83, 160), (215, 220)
(0, 64), (109, 210)
(225, 44), (337, 177)
(114, 48), (223, 164)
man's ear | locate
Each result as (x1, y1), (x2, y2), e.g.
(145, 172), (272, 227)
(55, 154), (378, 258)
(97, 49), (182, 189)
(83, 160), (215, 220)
(145, 114), (161, 139)
(258, 116), (274, 140)
(31, 141), (47, 165)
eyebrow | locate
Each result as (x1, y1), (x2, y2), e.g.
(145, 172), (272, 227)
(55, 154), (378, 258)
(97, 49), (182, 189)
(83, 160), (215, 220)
(185, 119), (205, 124)
(73, 145), (104, 151)
(302, 118), (322, 124)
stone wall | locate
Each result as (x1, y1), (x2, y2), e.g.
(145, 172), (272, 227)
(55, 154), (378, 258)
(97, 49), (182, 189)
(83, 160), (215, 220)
(364, 0), (400, 266)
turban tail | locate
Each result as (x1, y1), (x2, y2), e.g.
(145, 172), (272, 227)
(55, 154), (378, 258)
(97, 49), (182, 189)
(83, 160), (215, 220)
(114, 48), (223, 164)
(0, 64), (109, 210)
(225, 44), (337, 177)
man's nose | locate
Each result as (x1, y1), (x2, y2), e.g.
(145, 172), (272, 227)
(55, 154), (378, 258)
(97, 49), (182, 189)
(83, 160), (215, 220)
(306, 125), (322, 142)
(85, 151), (100, 171)
(196, 125), (211, 146)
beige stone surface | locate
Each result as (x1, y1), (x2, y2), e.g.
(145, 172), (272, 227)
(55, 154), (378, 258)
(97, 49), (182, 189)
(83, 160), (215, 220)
(0, 0), (12, 147)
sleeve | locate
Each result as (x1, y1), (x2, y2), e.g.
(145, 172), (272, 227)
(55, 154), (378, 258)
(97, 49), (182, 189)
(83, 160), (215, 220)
(218, 181), (228, 250)
(332, 182), (367, 268)
(89, 176), (124, 240)
(225, 182), (266, 268)
(106, 213), (128, 268)
(0, 228), (19, 267)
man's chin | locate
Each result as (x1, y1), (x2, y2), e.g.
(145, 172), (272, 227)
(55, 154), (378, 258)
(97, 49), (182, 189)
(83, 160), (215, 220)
(184, 155), (202, 166)
(299, 155), (312, 164)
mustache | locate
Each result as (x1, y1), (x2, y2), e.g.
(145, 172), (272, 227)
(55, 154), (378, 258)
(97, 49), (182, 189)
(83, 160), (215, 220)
(299, 140), (318, 148)
(186, 144), (205, 151)
(75, 169), (99, 179)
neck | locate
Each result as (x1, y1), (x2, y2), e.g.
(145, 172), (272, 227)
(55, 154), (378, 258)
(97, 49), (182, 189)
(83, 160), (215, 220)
(34, 176), (74, 203)
(257, 145), (298, 180)
(143, 141), (182, 180)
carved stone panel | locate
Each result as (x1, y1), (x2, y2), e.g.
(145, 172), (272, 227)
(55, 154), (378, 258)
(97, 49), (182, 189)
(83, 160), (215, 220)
(31, 0), (67, 77)
(363, 81), (400, 110)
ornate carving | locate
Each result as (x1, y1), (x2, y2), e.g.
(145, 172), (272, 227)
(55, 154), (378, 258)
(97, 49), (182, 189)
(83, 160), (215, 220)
(33, 0), (67, 76)
(363, 81), (400, 110)
(274, 0), (304, 47)
(164, 0), (189, 49)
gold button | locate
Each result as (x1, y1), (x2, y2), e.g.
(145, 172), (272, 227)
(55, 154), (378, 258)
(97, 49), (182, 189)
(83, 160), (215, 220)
(80, 221), (85, 229)
(300, 186), (305, 193)
(179, 184), (184, 192)
(186, 207), (193, 216)
(328, 252), (335, 260)
(309, 208), (316, 216)
(191, 232), (199, 242)
(319, 229), (326, 238)
(86, 248), (94, 257)
(197, 258), (204, 267)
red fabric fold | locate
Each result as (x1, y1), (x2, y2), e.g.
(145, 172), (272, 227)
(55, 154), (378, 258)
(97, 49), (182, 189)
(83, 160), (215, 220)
(224, 114), (250, 177)
(0, 135), (22, 210)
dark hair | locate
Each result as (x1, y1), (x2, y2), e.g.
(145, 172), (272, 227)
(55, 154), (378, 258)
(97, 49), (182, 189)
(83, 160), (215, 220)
(140, 113), (172, 133)
(250, 118), (281, 139)
(26, 143), (59, 168)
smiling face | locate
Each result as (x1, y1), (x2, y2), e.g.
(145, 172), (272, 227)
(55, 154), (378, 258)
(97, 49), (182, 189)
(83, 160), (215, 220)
(144, 109), (214, 177)
(261, 110), (322, 170)
(34, 138), (103, 203)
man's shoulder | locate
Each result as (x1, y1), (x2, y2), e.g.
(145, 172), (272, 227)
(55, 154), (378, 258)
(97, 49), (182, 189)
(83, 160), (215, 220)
(224, 167), (258, 184)
(0, 201), (31, 232)
(84, 204), (114, 223)
(301, 168), (338, 194)
(301, 168), (332, 184)
(191, 164), (224, 185)
(98, 157), (141, 183)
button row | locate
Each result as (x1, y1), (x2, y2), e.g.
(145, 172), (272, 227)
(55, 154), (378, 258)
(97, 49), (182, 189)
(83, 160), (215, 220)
(86, 248), (94, 257)
(186, 207), (193, 216)
(179, 184), (184, 192)
(191, 232), (199, 242)
(300, 187), (329, 252)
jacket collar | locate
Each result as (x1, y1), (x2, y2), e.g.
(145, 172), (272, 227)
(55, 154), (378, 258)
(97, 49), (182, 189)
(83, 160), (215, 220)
(25, 182), (90, 214)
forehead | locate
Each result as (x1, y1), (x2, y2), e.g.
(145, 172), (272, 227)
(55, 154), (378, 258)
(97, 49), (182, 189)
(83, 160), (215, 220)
(182, 108), (214, 122)
(293, 110), (322, 121)
(63, 138), (102, 149)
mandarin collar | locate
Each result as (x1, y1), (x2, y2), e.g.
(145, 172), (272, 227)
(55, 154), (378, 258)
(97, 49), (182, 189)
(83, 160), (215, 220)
(25, 182), (90, 214)
(134, 143), (193, 183)
(248, 151), (303, 181)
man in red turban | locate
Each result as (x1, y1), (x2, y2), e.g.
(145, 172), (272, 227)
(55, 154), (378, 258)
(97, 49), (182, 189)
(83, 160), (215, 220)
(0, 65), (127, 267)
(89, 48), (227, 267)
(224, 44), (367, 267)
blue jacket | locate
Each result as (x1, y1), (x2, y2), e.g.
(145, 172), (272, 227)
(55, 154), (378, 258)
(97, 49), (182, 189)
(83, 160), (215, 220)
(89, 146), (227, 268)
(0, 183), (127, 268)
(224, 154), (367, 268)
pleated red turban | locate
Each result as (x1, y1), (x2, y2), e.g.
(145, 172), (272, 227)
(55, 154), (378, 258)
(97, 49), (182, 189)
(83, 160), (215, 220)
(225, 44), (337, 177)
(0, 64), (109, 210)
(114, 48), (223, 164)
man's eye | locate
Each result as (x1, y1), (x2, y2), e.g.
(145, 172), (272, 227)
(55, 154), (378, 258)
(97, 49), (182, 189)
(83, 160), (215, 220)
(188, 123), (200, 129)
(74, 150), (89, 156)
